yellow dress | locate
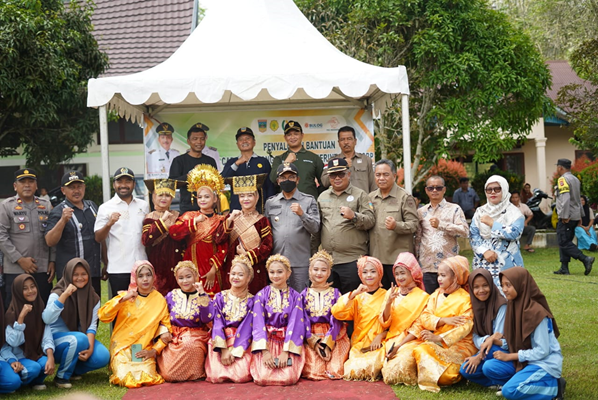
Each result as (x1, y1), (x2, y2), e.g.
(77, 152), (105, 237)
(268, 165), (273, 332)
(98, 291), (172, 388)
(395, 288), (476, 392)
(331, 288), (387, 381)
(379, 287), (429, 385)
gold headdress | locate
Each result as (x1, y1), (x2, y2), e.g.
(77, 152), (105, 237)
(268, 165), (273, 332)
(187, 164), (226, 207)
(266, 254), (292, 272)
(309, 249), (334, 268)
(224, 173), (267, 195)
(144, 178), (185, 197)
(173, 260), (199, 277)
(230, 255), (254, 282)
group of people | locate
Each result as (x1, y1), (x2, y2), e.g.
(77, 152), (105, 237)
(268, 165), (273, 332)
(0, 121), (578, 399)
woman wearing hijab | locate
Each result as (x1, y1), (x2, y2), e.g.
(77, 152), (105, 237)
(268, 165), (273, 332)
(483, 267), (564, 400)
(459, 268), (508, 388)
(391, 256), (476, 392)
(42, 258), (110, 388)
(5, 275), (55, 390)
(0, 289), (24, 393)
(380, 252), (430, 385)
(300, 250), (350, 381)
(471, 175), (525, 290)
(331, 256), (388, 381)
(575, 195), (598, 251)
(98, 260), (172, 388)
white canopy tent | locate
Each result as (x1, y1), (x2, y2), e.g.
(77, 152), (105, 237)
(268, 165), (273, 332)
(87, 0), (411, 201)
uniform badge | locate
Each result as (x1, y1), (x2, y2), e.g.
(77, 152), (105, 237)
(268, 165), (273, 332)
(14, 206), (23, 210)
(347, 195), (354, 202)
(274, 216), (279, 222)
(18, 217), (25, 221)
(257, 163), (263, 169)
(38, 205), (46, 210)
(18, 224), (25, 230)
(333, 159), (339, 166)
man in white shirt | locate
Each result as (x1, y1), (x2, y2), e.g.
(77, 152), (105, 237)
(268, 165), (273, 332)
(510, 191), (536, 253)
(94, 167), (149, 295)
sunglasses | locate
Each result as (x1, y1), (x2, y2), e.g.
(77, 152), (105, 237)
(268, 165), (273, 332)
(329, 172), (347, 179)
(485, 187), (502, 194)
(425, 186), (445, 192)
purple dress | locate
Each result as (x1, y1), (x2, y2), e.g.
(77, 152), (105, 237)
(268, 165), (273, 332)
(157, 290), (213, 381)
(205, 290), (255, 383)
(300, 287), (350, 380)
(250, 285), (306, 386)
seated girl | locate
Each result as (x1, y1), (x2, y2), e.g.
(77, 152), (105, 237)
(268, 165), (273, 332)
(0, 289), (21, 394)
(205, 255), (255, 383)
(98, 260), (171, 388)
(250, 254), (305, 386)
(157, 261), (213, 382)
(575, 195), (598, 252)
(5, 275), (55, 390)
(482, 267), (565, 400)
(380, 252), (430, 385)
(301, 250), (350, 380)
(42, 258), (110, 387)
(331, 256), (387, 381)
(390, 255), (476, 392)
(459, 268), (508, 388)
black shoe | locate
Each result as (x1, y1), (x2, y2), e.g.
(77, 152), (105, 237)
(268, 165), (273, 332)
(553, 268), (570, 275)
(554, 377), (566, 400)
(54, 377), (72, 389)
(583, 257), (594, 275)
(590, 244), (597, 252)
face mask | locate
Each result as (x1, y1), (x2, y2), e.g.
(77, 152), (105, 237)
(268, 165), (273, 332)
(279, 179), (297, 193)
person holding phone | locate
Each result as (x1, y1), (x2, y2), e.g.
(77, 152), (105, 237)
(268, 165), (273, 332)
(98, 261), (171, 388)
(300, 250), (349, 380)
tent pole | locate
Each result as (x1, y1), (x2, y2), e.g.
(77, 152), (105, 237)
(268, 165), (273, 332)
(401, 94), (412, 194)
(99, 105), (111, 203)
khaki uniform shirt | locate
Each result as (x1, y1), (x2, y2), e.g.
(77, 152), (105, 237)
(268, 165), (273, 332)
(368, 184), (418, 265)
(320, 152), (376, 194)
(0, 196), (54, 274)
(556, 171), (583, 221)
(270, 146), (325, 199)
(318, 185), (375, 264)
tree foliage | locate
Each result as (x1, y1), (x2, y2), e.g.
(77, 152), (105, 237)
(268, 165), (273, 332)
(297, 0), (552, 185)
(557, 38), (598, 156)
(0, 0), (108, 169)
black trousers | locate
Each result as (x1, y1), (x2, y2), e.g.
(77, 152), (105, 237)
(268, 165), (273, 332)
(329, 261), (361, 295)
(109, 273), (131, 297)
(381, 264), (395, 290)
(557, 219), (585, 264)
(4, 273), (53, 309)
(423, 272), (439, 294)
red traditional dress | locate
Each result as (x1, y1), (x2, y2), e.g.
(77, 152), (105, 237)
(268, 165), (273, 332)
(142, 211), (185, 296)
(221, 211), (273, 295)
(169, 212), (228, 296)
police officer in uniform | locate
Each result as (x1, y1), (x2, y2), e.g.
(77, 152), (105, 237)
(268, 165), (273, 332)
(147, 122), (180, 178)
(554, 158), (594, 275)
(0, 168), (55, 306)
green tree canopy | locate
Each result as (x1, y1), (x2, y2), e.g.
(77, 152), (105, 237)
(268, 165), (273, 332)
(297, 0), (552, 184)
(0, 0), (108, 169)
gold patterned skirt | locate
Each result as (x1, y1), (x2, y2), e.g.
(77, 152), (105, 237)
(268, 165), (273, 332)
(381, 338), (421, 386)
(250, 326), (306, 386)
(413, 342), (467, 393)
(302, 323), (350, 380)
(343, 342), (385, 382)
(157, 326), (210, 382)
(205, 327), (253, 383)
(109, 348), (164, 388)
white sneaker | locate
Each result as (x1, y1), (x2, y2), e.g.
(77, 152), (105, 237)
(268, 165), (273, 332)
(496, 390), (503, 397)
(32, 384), (47, 390)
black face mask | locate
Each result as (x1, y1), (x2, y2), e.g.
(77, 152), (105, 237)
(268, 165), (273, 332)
(279, 180), (297, 193)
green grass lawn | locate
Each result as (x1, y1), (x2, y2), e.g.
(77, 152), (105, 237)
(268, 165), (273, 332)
(6, 248), (598, 399)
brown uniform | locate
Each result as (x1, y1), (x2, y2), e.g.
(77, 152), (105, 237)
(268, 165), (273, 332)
(320, 153), (376, 194)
